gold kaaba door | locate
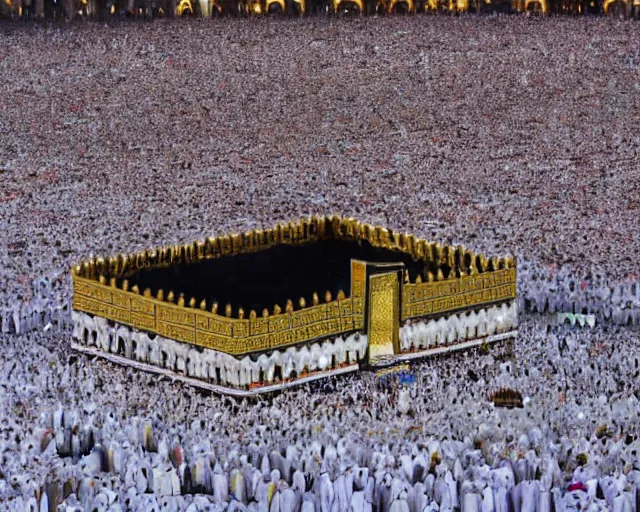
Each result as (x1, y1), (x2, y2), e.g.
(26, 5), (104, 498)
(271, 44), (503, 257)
(367, 271), (400, 364)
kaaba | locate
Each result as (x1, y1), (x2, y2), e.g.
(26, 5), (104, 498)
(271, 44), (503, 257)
(71, 215), (518, 395)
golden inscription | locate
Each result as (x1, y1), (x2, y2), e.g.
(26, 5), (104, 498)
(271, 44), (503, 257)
(367, 272), (399, 360)
(292, 305), (327, 329)
(233, 321), (249, 339)
(72, 219), (517, 357)
(131, 297), (154, 315)
(341, 317), (354, 331)
(197, 331), (237, 352)
(131, 312), (156, 331)
(339, 299), (353, 318)
(403, 268), (515, 306)
(157, 305), (195, 326)
(75, 281), (113, 303)
(402, 268), (516, 320)
(327, 318), (342, 333)
(157, 321), (195, 344)
(111, 289), (131, 310)
(250, 318), (270, 336)
(351, 260), (366, 298)
(292, 327), (308, 343)
(369, 282), (395, 345)
(268, 330), (293, 348)
(73, 272), (359, 356)
(207, 317), (234, 337)
(196, 314), (209, 331)
(327, 302), (340, 319)
(268, 315), (290, 333)
(244, 336), (267, 352)
(307, 323), (325, 339)
(74, 296), (131, 324)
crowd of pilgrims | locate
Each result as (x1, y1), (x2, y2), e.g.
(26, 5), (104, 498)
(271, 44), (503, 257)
(2, 16), (640, 512)
(2, 314), (640, 512)
(1, 229), (639, 512)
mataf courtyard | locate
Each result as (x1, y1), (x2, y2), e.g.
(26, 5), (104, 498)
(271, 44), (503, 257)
(1, 16), (640, 512)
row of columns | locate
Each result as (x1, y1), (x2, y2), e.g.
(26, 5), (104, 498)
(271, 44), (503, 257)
(8, 0), (178, 19)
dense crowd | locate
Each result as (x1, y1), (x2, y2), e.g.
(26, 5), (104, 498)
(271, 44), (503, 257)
(1, 15), (640, 512)
(1, 17), (640, 290)
(2, 320), (640, 511)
